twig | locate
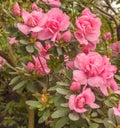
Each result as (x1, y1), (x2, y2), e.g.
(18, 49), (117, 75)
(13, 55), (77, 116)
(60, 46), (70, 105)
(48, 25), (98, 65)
(104, 0), (117, 15)
(94, 5), (118, 27)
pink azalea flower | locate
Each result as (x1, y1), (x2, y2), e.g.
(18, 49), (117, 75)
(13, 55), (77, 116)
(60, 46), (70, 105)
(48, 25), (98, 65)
(113, 101), (120, 116)
(102, 32), (112, 41)
(72, 52), (118, 95)
(0, 56), (5, 69)
(68, 88), (99, 113)
(13, 2), (21, 16)
(74, 8), (101, 50)
(43, 0), (61, 7)
(31, 3), (43, 11)
(111, 41), (120, 56)
(17, 9), (47, 35)
(35, 42), (51, 59)
(33, 56), (50, 75)
(38, 8), (70, 42)
(9, 37), (18, 45)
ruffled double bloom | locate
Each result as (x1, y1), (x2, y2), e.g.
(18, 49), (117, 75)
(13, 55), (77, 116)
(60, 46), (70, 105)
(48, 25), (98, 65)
(17, 7), (70, 42)
(69, 52), (118, 113)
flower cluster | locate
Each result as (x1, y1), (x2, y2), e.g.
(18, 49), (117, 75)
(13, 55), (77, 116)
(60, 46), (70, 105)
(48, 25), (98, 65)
(14, 3), (70, 42)
(12, 2), (120, 123)
(68, 52), (118, 113)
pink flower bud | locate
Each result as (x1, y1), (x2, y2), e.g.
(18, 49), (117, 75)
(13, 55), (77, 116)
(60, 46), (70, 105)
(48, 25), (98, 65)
(13, 2), (21, 16)
(27, 62), (35, 72)
(61, 30), (72, 42)
(102, 32), (112, 41)
(70, 81), (81, 91)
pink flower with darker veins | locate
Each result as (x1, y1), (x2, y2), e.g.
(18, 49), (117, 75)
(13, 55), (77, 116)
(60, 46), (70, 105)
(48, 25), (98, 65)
(17, 9), (47, 35)
(111, 41), (120, 56)
(43, 0), (61, 7)
(75, 8), (101, 53)
(38, 8), (70, 42)
(31, 56), (50, 75)
(113, 101), (120, 116)
(71, 52), (118, 96)
(13, 2), (21, 16)
(35, 42), (51, 59)
(69, 88), (99, 113)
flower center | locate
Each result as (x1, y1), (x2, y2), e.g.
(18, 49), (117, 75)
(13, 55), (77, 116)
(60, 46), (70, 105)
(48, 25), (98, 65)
(77, 97), (85, 108)
(27, 15), (39, 27)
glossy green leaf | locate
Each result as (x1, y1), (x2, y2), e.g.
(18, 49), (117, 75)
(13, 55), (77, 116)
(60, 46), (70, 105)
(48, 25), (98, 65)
(13, 80), (28, 91)
(38, 109), (50, 124)
(69, 112), (80, 121)
(56, 88), (70, 95)
(26, 45), (34, 53)
(9, 76), (21, 85)
(55, 117), (69, 128)
(51, 108), (69, 119)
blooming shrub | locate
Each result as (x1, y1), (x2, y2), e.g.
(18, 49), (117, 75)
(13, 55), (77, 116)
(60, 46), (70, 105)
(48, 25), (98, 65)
(1, 1), (120, 128)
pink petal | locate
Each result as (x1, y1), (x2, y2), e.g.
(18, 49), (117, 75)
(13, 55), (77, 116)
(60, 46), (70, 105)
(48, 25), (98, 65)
(113, 107), (120, 116)
(38, 30), (53, 40)
(74, 107), (87, 113)
(88, 103), (99, 109)
(68, 95), (76, 110)
(30, 26), (43, 32)
(73, 70), (87, 85)
(17, 23), (30, 35)
(87, 76), (104, 87)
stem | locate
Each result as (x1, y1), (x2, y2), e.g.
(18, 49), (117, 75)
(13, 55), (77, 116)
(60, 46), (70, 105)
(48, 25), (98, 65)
(21, 95), (35, 128)
(28, 108), (35, 128)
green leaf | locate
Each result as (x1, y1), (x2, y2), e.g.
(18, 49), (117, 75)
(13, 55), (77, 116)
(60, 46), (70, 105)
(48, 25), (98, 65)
(89, 123), (99, 128)
(38, 109), (50, 124)
(51, 108), (69, 119)
(20, 40), (28, 44)
(91, 118), (103, 123)
(56, 82), (69, 86)
(115, 75), (120, 81)
(13, 80), (28, 91)
(26, 45), (34, 53)
(57, 47), (62, 55)
(91, 112), (98, 117)
(61, 103), (68, 107)
(9, 76), (21, 85)
(55, 117), (69, 128)
(69, 112), (80, 121)
(26, 100), (40, 108)
(56, 88), (70, 95)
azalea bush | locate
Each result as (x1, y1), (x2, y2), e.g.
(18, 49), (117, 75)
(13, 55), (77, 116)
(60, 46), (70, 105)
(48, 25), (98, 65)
(1, 0), (120, 128)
